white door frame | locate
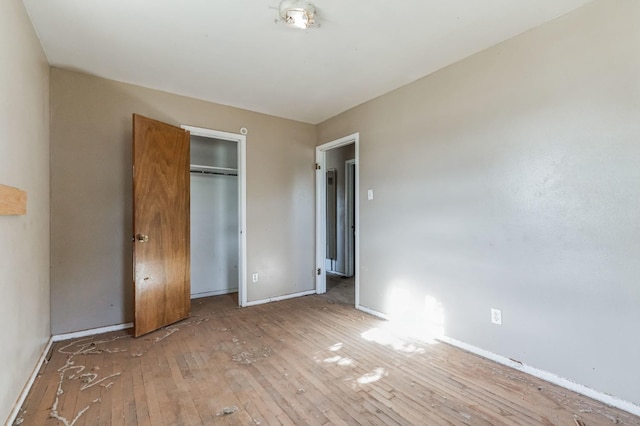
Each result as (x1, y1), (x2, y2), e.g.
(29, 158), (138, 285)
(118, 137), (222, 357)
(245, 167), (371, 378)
(182, 125), (248, 307)
(345, 159), (356, 277)
(316, 133), (359, 308)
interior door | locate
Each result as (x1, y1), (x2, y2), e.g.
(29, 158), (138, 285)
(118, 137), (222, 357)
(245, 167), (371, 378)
(133, 114), (190, 337)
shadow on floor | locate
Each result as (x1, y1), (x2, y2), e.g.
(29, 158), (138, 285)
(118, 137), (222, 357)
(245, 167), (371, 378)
(321, 273), (355, 305)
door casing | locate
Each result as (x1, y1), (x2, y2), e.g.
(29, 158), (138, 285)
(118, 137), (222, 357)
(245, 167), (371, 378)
(181, 125), (248, 307)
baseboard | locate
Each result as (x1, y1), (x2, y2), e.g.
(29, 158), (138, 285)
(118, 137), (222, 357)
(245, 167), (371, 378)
(191, 288), (238, 299)
(245, 289), (316, 307)
(52, 322), (133, 342)
(438, 336), (640, 417)
(6, 337), (53, 426)
(345, 305), (640, 417)
(356, 304), (389, 320)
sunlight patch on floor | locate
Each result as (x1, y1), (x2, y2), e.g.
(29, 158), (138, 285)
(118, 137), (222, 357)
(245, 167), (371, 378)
(313, 342), (356, 368)
(387, 285), (445, 344)
(357, 367), (387, 385)
(360, 327), (425, 353)
(329, 343), (343, 351)
(323, 354), (355, 366)
(361, 284), (446, 350)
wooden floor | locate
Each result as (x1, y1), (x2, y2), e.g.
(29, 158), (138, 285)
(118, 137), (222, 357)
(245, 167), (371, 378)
(324, 274), (355, 306)
(16, 294), (638, 425)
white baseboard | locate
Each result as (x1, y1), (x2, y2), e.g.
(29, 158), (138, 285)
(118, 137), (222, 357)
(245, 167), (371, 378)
(245, 289), (316, 307)
(344, 305), (640, 417)
(356, 304), (389, 320)
(191, 288), (238, 299)
(52, 322), (133, 342)
(6, 337), (53, 426)
(438, 336), (640, 417)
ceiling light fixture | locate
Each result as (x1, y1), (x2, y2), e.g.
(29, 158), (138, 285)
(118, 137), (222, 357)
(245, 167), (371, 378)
(278, 0), (317, 30)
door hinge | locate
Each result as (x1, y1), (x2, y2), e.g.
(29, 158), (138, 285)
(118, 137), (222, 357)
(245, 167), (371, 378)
(315, 163), (321, 170)
(317, 268), (321, 276)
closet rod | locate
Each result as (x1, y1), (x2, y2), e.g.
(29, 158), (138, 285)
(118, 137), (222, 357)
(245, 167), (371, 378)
(190, 164), (238, 173)
(190, 170), (238, 177)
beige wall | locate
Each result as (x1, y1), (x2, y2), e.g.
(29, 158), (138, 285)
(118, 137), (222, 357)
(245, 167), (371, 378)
(318, 0), (640, 405)
(0, 0), (50, 422)
(50, 69), (316, 334)
(8, 0), (639, 415)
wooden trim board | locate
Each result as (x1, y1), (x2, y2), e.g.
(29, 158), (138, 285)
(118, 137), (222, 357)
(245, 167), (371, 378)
(52, 322), (134, 342)
(0, 184), (27, 215)
(244, 289), (317, 306)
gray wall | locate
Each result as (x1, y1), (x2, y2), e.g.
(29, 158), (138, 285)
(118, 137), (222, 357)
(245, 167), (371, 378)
(325, 144), (355, 274)
(0, 0), (50, 421)
(50, 69), (316, 334)
(318, 0), (640, 406)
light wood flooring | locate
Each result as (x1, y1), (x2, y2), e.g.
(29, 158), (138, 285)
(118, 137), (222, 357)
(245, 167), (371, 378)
(15, 294), (639, 425)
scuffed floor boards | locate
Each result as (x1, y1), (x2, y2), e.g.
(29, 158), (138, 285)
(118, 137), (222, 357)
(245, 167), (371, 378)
(14, 294), (640, 425)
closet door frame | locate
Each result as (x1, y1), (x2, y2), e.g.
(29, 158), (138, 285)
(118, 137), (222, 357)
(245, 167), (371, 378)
(181, 125), (247, 307)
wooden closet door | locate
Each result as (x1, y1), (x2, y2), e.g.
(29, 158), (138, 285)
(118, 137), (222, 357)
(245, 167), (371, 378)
(132, 114), (190, 337)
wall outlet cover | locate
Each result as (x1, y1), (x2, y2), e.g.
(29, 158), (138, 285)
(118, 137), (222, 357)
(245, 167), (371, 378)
(491, 308), (502, 325)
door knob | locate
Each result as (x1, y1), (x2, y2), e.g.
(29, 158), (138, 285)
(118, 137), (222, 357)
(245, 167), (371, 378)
(136, 234), (149, 243)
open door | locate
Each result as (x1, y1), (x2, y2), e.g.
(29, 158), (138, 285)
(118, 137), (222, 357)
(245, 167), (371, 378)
(133, 114), (190, 337)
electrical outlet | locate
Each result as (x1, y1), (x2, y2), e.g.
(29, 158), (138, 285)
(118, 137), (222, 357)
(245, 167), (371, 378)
(252, 273), (259, 283)
(491, 308), (502, 325)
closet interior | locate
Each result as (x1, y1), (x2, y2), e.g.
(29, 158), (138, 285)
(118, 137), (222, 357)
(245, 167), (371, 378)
(190, 135), (239, 298)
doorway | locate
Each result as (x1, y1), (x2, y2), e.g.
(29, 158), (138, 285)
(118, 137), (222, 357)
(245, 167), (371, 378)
(315, 133), (359, 307)
(181, 125), (247, 307)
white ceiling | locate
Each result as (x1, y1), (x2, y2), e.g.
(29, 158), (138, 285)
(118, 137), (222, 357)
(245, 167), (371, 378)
(22, 0), (593, 124)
